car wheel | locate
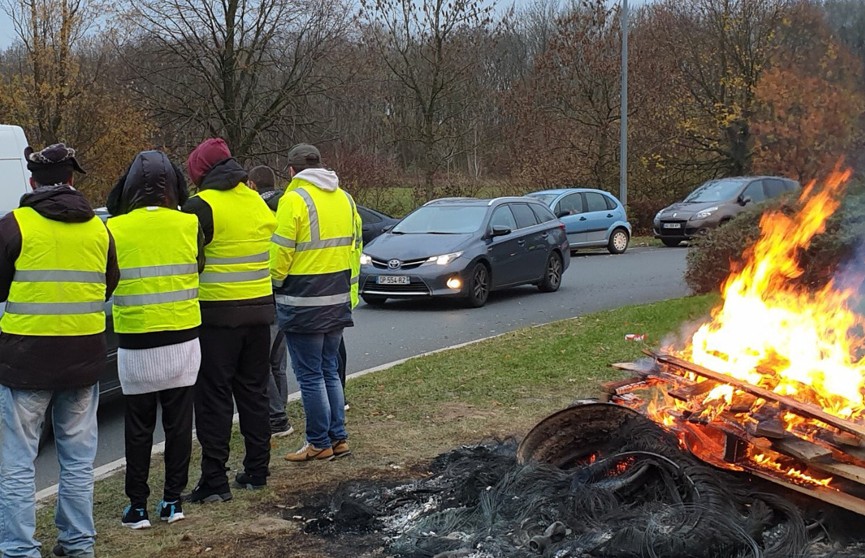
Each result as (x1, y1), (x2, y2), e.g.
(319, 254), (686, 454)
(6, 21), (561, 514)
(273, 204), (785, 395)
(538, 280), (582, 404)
(662, 239), (681, 247)
(362, 294), (388, 306)
(466, 263), (490, 308)
(608, 228), (630, 254)
(538, 251), (563, 293)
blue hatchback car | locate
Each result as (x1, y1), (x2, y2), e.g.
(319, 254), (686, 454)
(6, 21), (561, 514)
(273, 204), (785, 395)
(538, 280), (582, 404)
(527, 188), (632, 254)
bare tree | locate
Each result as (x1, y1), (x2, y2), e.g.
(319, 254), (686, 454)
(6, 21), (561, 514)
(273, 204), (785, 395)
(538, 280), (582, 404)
(360, 0), (497, 198)
(123, 0), (352, 160)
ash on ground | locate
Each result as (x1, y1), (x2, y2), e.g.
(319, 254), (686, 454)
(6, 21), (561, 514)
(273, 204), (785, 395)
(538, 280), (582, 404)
(287, 420), (865, 558)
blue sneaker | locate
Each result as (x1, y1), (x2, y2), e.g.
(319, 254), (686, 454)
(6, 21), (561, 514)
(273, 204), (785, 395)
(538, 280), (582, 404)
(121, 505), (151, 529)
(157, 499), (185, 524)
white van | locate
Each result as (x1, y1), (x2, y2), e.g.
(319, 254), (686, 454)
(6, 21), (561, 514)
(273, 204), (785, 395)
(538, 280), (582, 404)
(0, 125), (31, 214)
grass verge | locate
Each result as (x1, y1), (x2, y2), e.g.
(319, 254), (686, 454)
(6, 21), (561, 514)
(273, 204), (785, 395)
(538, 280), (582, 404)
(35, 294), (718, 557)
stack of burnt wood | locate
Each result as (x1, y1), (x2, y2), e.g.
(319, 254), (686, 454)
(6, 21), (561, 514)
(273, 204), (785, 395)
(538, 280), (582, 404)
(605, 351), (865, 517)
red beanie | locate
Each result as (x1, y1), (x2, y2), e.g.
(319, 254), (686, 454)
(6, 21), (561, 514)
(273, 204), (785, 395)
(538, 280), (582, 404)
(187, 138), (232, 186)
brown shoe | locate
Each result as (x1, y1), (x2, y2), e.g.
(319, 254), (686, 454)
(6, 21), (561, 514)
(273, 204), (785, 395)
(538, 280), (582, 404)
(332, 439), (351, 458)
(284, 443), (334, 462)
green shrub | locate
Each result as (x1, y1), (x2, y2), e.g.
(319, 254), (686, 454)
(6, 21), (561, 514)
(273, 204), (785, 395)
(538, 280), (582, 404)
(685, 188), (865, 294)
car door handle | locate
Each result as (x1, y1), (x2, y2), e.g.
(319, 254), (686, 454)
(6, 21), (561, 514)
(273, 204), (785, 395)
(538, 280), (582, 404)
(517, 239), (526, 244)
(606, 213), (614, 218)
(579, 216), (587, 221)
(540, 232), (549, 238)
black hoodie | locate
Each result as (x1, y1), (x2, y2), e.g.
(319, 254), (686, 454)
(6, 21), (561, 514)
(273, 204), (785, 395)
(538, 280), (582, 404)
(181, 158), (274, 327)
(0, 185), (120, 390)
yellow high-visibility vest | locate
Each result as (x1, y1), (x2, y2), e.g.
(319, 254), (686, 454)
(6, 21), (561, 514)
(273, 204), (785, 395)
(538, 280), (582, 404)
(195, 185), (276, 302)
(270, 182), (356, 308)
(108, 207), (201, 333)
(0, 207), (108, 336)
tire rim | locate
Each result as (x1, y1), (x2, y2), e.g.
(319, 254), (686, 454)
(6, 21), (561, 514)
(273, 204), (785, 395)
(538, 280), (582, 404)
(613, 231), (628, 251)
(548, 256), (562, 288)
(473, 266), (488, 300)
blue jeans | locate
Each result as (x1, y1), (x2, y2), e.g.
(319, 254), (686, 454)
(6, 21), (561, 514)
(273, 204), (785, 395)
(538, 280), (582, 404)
(285, 330), (347, 449)
(0, 384), (99, 558)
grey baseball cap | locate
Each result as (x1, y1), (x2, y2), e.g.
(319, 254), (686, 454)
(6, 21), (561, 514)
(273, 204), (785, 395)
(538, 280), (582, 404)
(286, 143), (322, 169)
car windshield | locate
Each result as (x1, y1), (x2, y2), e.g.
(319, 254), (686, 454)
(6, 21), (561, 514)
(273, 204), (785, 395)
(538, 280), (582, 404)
(684, 179), (744, 203)
(391, 205), (486, 234)
(527, 193), (559, 206)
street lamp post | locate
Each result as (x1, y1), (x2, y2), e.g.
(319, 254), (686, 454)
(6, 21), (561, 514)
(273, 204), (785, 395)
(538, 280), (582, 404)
(619, 0), (629, 209)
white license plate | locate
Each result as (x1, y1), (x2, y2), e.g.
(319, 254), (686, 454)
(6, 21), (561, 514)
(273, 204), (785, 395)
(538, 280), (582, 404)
(663, 223), (682, 229)
(376, 275), (410, 285)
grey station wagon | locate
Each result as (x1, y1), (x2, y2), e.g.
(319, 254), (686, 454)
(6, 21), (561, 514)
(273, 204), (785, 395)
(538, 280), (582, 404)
(359, 197), (571, 308)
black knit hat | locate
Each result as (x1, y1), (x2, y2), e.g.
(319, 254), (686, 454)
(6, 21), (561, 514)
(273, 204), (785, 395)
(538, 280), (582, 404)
(24, 143), (86, 185)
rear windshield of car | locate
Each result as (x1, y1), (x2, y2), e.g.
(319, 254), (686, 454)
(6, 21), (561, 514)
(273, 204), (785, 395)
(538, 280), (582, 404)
(392, 205), (486, 234)
(684, 179), (745, 203)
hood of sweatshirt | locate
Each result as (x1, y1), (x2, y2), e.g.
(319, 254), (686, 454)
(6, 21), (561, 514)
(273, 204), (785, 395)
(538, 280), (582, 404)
(293, 168), (339, 192)
(199, 158), (248, 192)
(19, 185), (95, 223)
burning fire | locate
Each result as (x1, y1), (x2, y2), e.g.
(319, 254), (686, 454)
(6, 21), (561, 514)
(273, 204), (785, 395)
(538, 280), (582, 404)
(678, 168), (865, 420)
(750, 453), (833, 487)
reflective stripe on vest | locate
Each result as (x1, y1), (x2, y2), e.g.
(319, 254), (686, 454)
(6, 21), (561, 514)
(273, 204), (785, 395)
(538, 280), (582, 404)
(196, 186), (276, 302)
(275, 293), (351, 307)
(108, 207), (201, 334)
(0, 207), (108, 336)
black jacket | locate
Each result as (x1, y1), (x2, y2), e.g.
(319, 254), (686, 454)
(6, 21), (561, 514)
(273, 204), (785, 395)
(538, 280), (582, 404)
(106, 150), (206, 349)
(182, 158), (274, 327)
(0, 186), (120, 390)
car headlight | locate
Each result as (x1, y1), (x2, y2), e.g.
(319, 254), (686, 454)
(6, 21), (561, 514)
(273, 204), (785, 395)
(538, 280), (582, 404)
(425, 251), (463, 266)
(359, 253), (372, 265)
(654, 211), (663, 221)
(691, 207), (719, 220)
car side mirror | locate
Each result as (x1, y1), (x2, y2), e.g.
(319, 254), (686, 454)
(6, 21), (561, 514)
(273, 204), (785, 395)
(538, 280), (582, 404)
(555, 210), (570, 219)
(382, 225), (393, 232)
(739, 195), (752, 206)
(490, 225), (511, 237)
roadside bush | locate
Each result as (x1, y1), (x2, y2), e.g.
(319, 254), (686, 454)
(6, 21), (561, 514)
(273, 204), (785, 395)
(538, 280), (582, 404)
(685, 186), (865, 294)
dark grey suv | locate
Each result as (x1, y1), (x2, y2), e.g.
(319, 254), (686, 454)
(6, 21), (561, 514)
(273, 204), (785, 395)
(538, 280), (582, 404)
(359, 197), (571, 307)
(653, 176), (800, 247)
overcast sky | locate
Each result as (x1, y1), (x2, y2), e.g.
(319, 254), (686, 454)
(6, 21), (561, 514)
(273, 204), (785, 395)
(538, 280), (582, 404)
(0, 0), (653, 52)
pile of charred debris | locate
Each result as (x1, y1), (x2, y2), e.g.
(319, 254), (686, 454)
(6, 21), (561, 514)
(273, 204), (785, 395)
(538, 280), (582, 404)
(287, 404), (865, 558)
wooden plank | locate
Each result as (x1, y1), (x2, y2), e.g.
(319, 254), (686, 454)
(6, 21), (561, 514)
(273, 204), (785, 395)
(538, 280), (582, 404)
(810, 462), (865, 485)
(754, 418), (786, 439)
(743, 466), (865, 517)
(669, 380), (719, 401)
(657, 354), (865, 441)
(611, 362), (654, 374)
(773, 437), (833, 464)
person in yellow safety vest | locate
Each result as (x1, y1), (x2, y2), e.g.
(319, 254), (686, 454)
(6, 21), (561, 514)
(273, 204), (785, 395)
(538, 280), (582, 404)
(181, 139), (278, 500)
(271, 143), (361, 463)
(0, 143), (119, 558)
(105, 150), (205, 529)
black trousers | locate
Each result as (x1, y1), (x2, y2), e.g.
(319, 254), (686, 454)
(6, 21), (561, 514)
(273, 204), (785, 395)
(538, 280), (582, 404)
(125, 386), (195, 505)
(195, 324), (271, 488)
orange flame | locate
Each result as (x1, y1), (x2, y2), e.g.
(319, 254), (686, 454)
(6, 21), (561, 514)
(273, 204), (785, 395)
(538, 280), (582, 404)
(678, 168), (865, 420)
(751, 453), (833, 487)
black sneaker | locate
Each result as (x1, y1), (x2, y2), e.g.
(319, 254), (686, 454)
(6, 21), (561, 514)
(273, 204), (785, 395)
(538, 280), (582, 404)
(156, 499), (185, 523)
(52, 544), (66, 557)
(121, 504), (151, 529)
(234, 472), (267, 490)
(183, 482), (233, 504)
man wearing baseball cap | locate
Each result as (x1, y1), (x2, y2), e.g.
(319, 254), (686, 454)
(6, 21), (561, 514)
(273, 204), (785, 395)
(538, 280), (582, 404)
(0, 143), (119, 558)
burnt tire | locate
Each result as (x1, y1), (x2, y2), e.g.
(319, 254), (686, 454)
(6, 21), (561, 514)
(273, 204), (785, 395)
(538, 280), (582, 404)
(538, 251), (563, 293)
(661, 238), (681, 247)
(362, 294), (387, 306)
(608, 228), (630, 254)
(466, 263), (490, 308)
